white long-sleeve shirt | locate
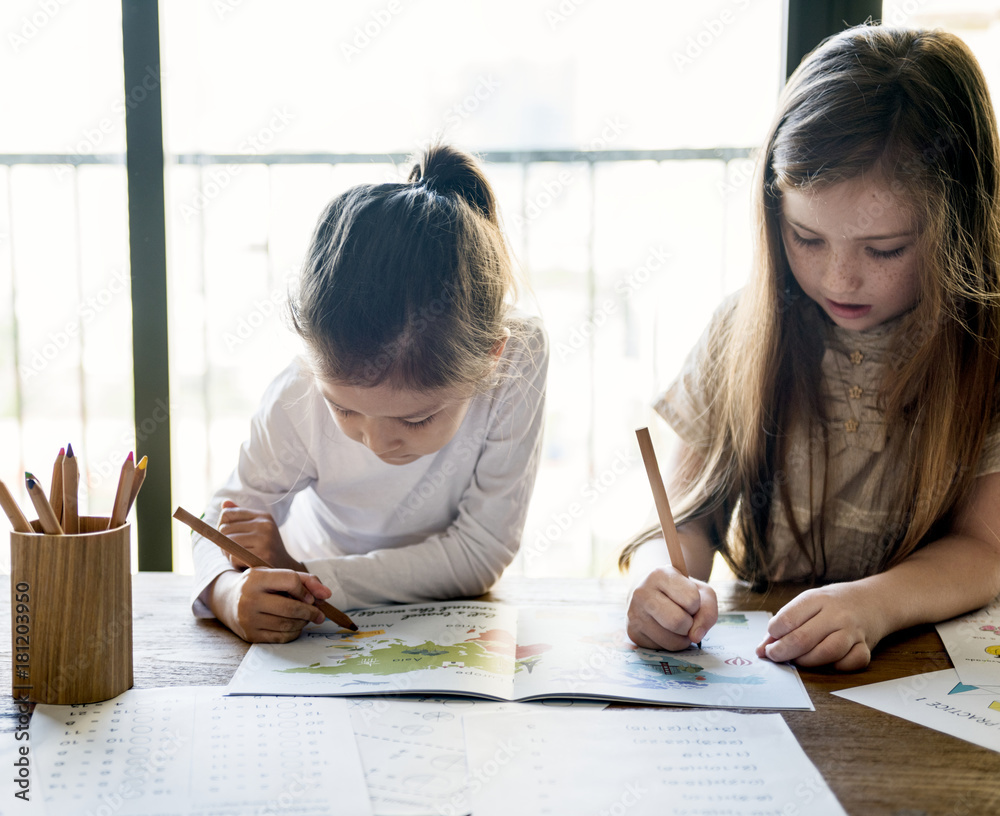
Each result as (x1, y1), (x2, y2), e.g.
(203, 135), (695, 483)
(191, 316), (548, 615)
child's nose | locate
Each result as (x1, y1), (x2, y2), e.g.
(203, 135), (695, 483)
(362, 421), (402, 455)
(822, 251), (861, 293)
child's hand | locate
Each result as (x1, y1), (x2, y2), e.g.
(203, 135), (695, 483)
(209, 567), (332, 643)
(626, 566), (718, 650)
(218, 500), (303, 571)
(756, 583), (887, 670)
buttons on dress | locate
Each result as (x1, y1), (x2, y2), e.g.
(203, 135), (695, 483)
(848, 385), (863, 399)
(849, 350), (864, 365)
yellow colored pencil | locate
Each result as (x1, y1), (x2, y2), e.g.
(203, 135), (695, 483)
(125, 455), (147, 516)
(25, 473), (63, 535)
(108, 452), (135, 530)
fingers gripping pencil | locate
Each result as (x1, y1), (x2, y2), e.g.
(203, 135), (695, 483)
(172, 506), (358, 631)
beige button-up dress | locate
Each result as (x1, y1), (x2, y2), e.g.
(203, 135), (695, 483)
(656, 297), (1000, 582)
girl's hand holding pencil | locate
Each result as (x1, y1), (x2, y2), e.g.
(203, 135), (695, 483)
(209, 567), (333, 644)
(626, 564), (719, 652)
(173, 506), (356, 643)
(626, 428), (719, 651)
(217, 500), (302, 571)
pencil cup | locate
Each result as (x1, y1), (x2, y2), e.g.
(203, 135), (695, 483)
(10, 517), (133, 704)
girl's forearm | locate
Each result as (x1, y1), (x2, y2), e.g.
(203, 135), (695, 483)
(859, 534), (1000, 636)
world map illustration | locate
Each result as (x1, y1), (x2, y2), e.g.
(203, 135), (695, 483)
(282, 627), (552, 679)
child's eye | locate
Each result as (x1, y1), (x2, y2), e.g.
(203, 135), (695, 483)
(402, 415), (436, 429)
(331, 405), (355, 418)
(789, 231), (820, 248)
(867, 246), (906, 260)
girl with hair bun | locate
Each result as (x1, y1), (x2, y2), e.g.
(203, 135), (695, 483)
(191, 144), (548, 644)
(622, 25), (1000, 670)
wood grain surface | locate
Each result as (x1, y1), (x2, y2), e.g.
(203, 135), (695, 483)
(1, 572), (997, 815)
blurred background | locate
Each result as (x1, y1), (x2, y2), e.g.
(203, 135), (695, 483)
(1, 0), (998, 576)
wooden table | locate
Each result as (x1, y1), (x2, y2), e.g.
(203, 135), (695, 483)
(2, 573), (997, 815)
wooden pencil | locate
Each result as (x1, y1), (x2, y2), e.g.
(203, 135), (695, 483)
(49, 447), (65, 526)
(172, 506), (358, 632)
(634, 427), (689, 578)
(107, 452), (135, 530)
(0, 477), (33, 533)
(25, 473), (64, 535)
(125, 455), (147, 516)
(62, 442), (80, 534)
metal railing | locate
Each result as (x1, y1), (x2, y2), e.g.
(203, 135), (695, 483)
(1, 147), (754, 574)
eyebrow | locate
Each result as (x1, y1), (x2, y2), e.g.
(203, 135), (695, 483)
(326, 400), (442, 421)
(785, 216), (916, 242)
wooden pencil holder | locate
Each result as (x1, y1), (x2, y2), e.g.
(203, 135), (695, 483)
(10, 517), (133, 704)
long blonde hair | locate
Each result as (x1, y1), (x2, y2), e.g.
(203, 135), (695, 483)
(621, 26), (1000, 587)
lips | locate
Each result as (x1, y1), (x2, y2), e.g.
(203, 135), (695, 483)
(825, 299), (872, 320)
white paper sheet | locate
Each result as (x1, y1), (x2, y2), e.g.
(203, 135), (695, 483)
(30, 686), (372, 815)
(228, 602), (812, 711)
(462, 707), (847, 816)
(936, 596), (1000, 689)
(347, 697), (603, 816)
(833, 668), (1000, 753)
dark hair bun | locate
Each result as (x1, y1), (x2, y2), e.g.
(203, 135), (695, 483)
(408, 144), (498, 223)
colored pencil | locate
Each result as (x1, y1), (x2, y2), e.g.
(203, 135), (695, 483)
(125, 455), (147, 516)
(172, 506), (358, 632)
(0, 477), (33, 533)
(62, 443), (80, 534)
(108, 452), (135, 530)
(25, 473), (64, 535)
(634, 427), (689, 577)
(49, 447), (65, 526)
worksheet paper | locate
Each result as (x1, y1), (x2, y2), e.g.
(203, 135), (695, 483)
(29, 686), (372, 815)
(833, 669), (1000, 753)
(935, 595), (1000, 690)
(228, 602), (812, 711)
(347, 697), (603, 816)
(462, 707), (847, 816)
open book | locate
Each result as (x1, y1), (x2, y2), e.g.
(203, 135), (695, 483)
(226, 601), (812, 710)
